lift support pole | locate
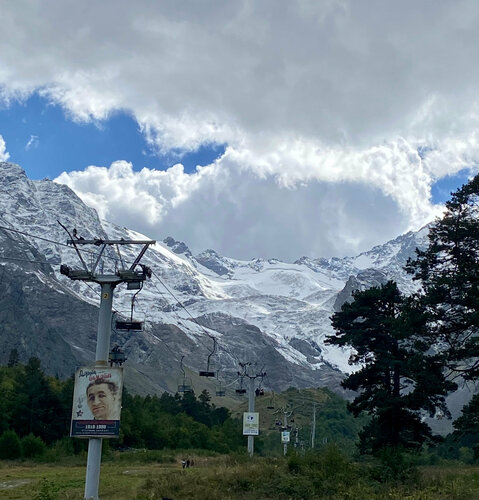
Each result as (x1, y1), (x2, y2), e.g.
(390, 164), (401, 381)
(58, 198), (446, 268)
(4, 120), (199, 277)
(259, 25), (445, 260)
(239, 363), (266, 458)
(59, 231), (155, 500)
(84, 282), (113, 500)
(247, 377), (255, 457)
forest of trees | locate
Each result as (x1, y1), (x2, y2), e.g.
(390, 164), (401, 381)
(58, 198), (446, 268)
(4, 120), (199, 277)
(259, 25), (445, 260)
(0, 356), (244, 459)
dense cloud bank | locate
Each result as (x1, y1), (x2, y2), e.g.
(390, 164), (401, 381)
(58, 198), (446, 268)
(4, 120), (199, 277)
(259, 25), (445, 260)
(2, 1), (479, 258)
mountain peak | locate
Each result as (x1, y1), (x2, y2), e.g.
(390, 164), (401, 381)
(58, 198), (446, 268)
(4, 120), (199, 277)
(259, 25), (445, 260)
(0, 161), (29, 181)
(163, 236), (192, 257)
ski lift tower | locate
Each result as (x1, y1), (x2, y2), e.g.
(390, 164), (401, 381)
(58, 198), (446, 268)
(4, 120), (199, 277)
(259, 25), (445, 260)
(59, 226), (154, 500)
(238, 362), (266, 457)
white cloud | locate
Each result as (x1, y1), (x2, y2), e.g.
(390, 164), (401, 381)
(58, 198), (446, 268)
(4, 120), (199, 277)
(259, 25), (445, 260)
(4, 1), (479, 258)
(55, 138), (448, 261)
(0, 135), (9, 161)
(25, 135), (39, 150)
(1, 1), (479, 150)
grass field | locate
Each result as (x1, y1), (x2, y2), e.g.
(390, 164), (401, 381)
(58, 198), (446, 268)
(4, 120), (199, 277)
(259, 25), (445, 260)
(2, 452), (479, 499)
(0, 461), (165, 499)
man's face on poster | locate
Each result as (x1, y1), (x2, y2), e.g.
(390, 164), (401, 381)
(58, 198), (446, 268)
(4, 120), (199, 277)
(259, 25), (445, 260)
(86, 382), (116, 420)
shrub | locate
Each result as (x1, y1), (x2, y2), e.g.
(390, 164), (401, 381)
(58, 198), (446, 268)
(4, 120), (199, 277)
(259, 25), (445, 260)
(459, 446), (475, 464)
(287, 453), (302, 473)
(21, 433), (46, 458)
(0, 429), (22, 459)
(41, 437), (76, 462)
(33, 478), (58, 500)
(369, 446), (419, 484)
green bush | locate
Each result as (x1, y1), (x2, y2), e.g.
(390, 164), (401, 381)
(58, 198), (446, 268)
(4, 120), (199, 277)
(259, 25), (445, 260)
(458, 446), (475, 464)
(33, 478), (58, 500)
(287, 453), (302, 473)
(369, 446), (419, 484)
(0, 429), (22, 459)
(40, 437), (77, 462)
(21, 433), (46, 458)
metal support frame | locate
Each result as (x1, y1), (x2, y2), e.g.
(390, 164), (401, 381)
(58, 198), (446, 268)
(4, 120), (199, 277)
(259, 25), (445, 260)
(238, 362), (266, 458)
(59, 228), (155, 500)
(272, 406), (295, 456)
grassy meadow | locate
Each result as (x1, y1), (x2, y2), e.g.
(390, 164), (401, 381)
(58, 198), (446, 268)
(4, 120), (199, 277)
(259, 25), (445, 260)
(2, 449), (479, 500)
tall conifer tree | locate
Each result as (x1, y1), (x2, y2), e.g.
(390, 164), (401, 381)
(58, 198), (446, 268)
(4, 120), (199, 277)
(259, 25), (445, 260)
(406, 174), (479, 379)
(327, 281), (454, 455)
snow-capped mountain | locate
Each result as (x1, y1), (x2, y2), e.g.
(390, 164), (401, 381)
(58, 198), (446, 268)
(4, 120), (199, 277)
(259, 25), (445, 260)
(0, 162), (428, 396)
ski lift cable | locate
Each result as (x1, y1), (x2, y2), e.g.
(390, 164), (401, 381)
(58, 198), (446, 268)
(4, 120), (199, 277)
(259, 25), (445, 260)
(0, 225), (149, 318)
(0, 242), (237, 387)
(0, 222), (146, 271)
(0, 226), (210, 342)
(0, 224), (121, 262)
(120, 271), (218, 368)
(148, 269), (229, 354)
(0, 224), (139, 286)
(0, 227), (217, 361)
(0, 225), (181, 358)
(0, 255), (53, 266)
(146, 270), (244, 381)
(0, 221), (103, 268)
(0, 224), (238, 368)
(0, 252), (125, 321)
(143, 272), (206, 334)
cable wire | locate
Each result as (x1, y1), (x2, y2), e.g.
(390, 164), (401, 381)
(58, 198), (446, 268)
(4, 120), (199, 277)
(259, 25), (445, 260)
(0, 222), (242, 372)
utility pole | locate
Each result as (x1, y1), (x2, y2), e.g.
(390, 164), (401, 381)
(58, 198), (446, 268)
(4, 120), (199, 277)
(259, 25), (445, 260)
(60, 227), (154, 500)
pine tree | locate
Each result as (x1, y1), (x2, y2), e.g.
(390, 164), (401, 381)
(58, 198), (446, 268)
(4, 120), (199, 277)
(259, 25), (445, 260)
(12, 357), (65, 444)
(406, 174), (479, 379)
(452, 393), (479, 459)
(326, 281), (455, 455)
(7, 348), (19, 368)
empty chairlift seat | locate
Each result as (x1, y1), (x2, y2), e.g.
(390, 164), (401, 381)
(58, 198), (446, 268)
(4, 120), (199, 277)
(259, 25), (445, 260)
(115, 319), (143, 331)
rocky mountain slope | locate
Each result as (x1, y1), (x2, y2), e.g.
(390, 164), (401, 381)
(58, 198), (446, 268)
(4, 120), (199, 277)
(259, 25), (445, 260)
(0, 161), (430, 399)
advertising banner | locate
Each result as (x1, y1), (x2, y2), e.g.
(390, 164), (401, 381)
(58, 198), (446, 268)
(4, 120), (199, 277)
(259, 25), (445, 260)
(243, 412), (260, 436)
(281, 431), (290, 443)
(70, 366), (124, 438)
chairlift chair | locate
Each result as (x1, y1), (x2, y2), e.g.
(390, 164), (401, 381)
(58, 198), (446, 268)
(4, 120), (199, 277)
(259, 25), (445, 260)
(235, 376), (247, 394)
(178, 381), (193, 393)
(215, 369), (226, 397)
(115, 319), (143, 331)
(267, 391), (275, 410)
(109, 345), (127, 366)
(178, 356), (193, 393)
(114, 287), (144, 332)
(199, 336), (216, 377)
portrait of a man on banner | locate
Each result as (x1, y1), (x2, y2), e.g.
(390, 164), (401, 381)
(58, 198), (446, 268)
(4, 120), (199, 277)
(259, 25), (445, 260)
(71, 367), (124, 438)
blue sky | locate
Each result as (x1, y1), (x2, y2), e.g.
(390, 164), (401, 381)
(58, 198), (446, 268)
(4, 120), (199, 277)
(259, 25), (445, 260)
(0, 93), (225, 180)
(430, 170), (472, 204)
(1, 1), (479, 260)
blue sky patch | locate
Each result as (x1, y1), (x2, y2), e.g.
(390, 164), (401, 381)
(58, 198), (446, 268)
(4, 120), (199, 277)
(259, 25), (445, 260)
(430, 168), (472, 204)
(0, 92), (225, 180)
